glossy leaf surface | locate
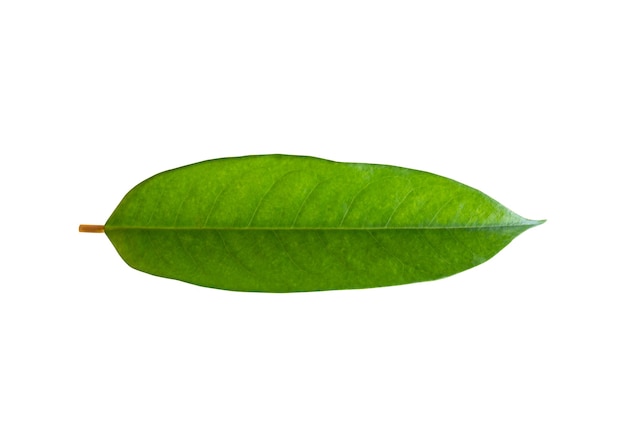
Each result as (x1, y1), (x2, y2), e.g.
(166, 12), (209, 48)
(105, 155), (543, 292)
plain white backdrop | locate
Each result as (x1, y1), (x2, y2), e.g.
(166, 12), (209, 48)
(1, 1), (624, 446)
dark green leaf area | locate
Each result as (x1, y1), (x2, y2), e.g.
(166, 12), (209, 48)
(105, 226), (530, 292)
(105, 155), (542, 292)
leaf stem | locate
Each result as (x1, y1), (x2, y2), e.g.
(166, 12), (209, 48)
(79, 224), (105, 233)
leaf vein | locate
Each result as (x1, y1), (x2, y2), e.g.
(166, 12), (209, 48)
(273, 230), (310, 274)
(385, 189), (414, 227)
(216, 230), (260, 279)
(427, 197), (456, 226)
(367, 230), (410, 274)
(203, 187), (226, 227)
(291, 180), (322, 228)
(146, 189), (165, 225)
(339, 180), (373, 227)
(247, 170), (303, 227)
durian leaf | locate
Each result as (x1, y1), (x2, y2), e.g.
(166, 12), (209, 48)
(102, 155), (543, 292)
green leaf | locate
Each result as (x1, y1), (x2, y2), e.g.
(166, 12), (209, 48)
(102, 154), (543, 292)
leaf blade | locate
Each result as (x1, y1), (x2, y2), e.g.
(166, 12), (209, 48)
(104, 155), (543, 292)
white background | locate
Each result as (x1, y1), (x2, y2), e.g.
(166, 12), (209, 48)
(1, 1), (624, 446)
